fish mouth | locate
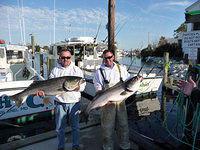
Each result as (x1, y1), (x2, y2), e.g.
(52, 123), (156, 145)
(137, 75), (143, 82)
(80, 79), (86, 84)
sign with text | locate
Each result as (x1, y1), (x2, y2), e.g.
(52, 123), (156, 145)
(182, 31), (200, 48)
(188, 48), (198, 60)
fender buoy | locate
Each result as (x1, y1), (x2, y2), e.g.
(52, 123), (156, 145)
(0, 39), (5, 44)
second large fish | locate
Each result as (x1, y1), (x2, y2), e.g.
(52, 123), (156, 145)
(9, 76), (85, 107)
(85, 75), (143, 115)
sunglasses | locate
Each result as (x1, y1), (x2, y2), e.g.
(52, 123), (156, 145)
(103, 55), (113, 60)
(60, 56), (71, 60)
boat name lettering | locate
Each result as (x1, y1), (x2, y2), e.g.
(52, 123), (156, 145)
(0, 95), (44, 109)
(0, 95), (12, 108)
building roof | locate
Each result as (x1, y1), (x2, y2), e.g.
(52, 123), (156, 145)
(185, 0), (200, 12)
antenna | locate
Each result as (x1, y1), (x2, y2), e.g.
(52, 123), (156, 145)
(17, 0), (23, 44)
(94, 20), (102, 43)
(69, 24), (71, 37)
(7, 7), (12, 43)
(21, 0), (26, 45)
(114, 21), (127, 38)
(53, 0), (56, 44)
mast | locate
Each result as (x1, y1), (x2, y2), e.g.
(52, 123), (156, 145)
(7, 7), (12, 44)
(108, 0), (116, 59)
(21, 0), (26, 45)
(53, 0), (55, 44)
(17, 0), (23, 44)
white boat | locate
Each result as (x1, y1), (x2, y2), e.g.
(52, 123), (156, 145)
(50, 36), (103, 71)
(0, 43), (54, 121)
(49, 37), (163, 96)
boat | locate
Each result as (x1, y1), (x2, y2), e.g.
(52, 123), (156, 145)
(49, 36), (102, 69)
(49, 36), (163, 96)
(0, 43), (54, 121)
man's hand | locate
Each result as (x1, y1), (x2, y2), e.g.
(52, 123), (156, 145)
(37, 90), (45, 97)
(137, 75), (143, 82)
(176, 76), (197, 96)
(107, 101), (111, 105)
(74, 86), (80, 91)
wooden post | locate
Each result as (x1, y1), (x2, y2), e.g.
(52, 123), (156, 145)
(47, 56), (51, 78)
(163, 52), (169, 86)
(161, 52), (169, 121)
(108, 0), (116, 57)
(161, 92), (166, 121)
(40, 53), (44, 77)
(31, 34), (35, 68)
(47, 56), (57, 78)
(49, 58), (57, 78)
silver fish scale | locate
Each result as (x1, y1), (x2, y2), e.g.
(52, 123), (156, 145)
(64, 77), (82, 91)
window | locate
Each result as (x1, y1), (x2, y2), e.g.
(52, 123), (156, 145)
(0, 48), (5, 58)
(194, 22), (200, 30)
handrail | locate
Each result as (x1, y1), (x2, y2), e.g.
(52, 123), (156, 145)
(13, 68), (23, 81)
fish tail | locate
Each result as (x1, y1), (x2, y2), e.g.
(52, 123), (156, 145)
(8, 94), (27, 108)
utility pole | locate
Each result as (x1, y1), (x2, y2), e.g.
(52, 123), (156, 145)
(108, 0), (116, 59)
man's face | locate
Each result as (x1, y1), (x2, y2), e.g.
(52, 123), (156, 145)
(59, 51), (71, 67)
(103, 52), (114, 67)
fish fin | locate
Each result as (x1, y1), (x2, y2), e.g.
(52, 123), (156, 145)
(9, 94), (28, 108)
(57, 88), (64, 91)
(120, 91), (127, 95)
(125, 87), (133, 92)
(28, 80), (40, 87)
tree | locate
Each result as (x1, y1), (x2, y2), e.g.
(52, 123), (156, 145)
(158, 36), (168, 46)
(173, 23), (187, 38)
(35, 45), (40, 53)
(43, 46), (49, 51)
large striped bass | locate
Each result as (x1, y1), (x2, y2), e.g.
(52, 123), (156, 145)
(9, 76), (85, 107)
(81, 75), (143, 122)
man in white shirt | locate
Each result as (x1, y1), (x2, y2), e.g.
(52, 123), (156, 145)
(39, 49), (86, 150)
(93, 50), (131, 150)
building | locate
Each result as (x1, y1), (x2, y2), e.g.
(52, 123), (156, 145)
(182, 0), (200, 62)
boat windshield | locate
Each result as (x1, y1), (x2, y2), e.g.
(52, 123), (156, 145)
(6, 50), (23, 61)
(0, 48), (5, 58)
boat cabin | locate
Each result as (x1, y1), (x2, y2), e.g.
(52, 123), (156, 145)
(49, 37), (98, 66)
(0, 44), (28, 65)
(0, 44), (28, 82)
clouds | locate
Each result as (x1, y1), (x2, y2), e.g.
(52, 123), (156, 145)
(0, 4), (110, 44)
(0, 0), (195, 49)
(137, 0), (192, 14)
(167, 1), (192, 6)
(0, 5), (108, 30)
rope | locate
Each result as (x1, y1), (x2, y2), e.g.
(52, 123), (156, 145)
(164, 64), (200, 150)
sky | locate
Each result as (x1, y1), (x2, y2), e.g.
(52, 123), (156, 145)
(0, 0), (197, 50)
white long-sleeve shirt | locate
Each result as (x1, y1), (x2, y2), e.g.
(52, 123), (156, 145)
(49, 62), (86, 103)
(93, 62), (130, 91)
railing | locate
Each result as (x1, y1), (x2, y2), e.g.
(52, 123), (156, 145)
(24, 51), (45, 80)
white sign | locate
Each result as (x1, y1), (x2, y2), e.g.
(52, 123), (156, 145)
(182, 31), (200, 48)
(188, 48), (198, 60)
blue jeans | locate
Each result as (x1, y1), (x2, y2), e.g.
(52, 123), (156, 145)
(55, 101), (81, 149)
